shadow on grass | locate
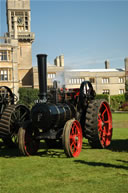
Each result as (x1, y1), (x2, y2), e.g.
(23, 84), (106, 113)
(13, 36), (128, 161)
(74, 160), (128, 170)
(109, 139), (128, 152)
(37, 150), (65, 158)
(0, 141), (65, 158)
(82, 139), (128, 152)
(0, 143), (21, 158)
(1, 139), (128, 158)
(116, 159), (128, 164)
(37, 141), (65, 158)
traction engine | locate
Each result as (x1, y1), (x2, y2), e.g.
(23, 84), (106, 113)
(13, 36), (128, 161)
(18, 54), (113, 157)
(0, 86), (30, 146)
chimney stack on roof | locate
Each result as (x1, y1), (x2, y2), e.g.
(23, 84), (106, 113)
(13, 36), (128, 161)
(54, 55), (64, 67)
(105, 60), (110, 69)
(125, 57), (128, 80)
(54, 56), (60, 67)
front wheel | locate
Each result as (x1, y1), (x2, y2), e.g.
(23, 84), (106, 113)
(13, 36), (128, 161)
(85, 99), (112, 148)
(62, 119), (83, 157)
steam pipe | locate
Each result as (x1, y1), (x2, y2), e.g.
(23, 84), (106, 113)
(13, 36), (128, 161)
(37, 54), (47, 102)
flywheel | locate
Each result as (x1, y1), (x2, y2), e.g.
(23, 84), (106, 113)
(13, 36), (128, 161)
(0, 104), (30, 146)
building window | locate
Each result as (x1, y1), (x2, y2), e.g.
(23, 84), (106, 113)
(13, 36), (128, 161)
(102, 89), (110, 94)
(79, 78), (85, 84)
(0, 51), (7, 61)
(48, 73), (56, 79)
(119, 89), (124, 94)
(25, 12), (28, 31)
(11, 12), (14, 30)
(0, 50), (11, 61)
(89, 78), (95, 83)
(102, 78), (109, 84)
(0, 69), (8, 81)
(119, 77), (124, 83)
(68, 78), (85, 84)
(73, 79), (77, 84)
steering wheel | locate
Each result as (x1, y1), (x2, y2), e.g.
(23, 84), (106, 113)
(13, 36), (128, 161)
(79, 81), (96, 108)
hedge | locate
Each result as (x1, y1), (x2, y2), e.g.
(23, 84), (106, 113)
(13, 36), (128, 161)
(95, 94), (109, 102)
(125, 80), (128, 91)
(110, 94), (125, 111)
(95, 94), (127, 111)
(18, 87), (39, 108)
(125, 80), (128, 101)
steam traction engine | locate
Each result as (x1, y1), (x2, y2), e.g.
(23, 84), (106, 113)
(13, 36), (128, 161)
(18, 54), (112, 157)
(0, 86), (30, 146)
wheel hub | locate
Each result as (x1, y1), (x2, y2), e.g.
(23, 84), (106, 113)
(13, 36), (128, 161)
(71, 135), (79, 142)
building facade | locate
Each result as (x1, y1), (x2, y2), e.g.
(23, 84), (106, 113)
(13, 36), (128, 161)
(33, 58), (128, 96)
(0, 0), (34, 96)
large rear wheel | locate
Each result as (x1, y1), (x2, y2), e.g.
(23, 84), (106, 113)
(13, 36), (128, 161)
(62, 119), (82, 157)
(85, 99), (112, 148)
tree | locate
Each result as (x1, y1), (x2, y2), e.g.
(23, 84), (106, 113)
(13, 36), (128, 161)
(125, 79), (128, 101)
(18, 88), (39, 108)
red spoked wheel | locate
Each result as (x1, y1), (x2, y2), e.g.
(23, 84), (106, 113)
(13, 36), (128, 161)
(62, 119), (83, 157)
(85, 99), (113, 148)
(18, 121), (40, 156)
(98, 101), (112, 148)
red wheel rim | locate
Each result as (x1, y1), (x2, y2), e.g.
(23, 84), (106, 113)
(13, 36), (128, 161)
(69, 120), (82, 157)
(24, 129), (39, 156)
(98, 102), (112, 147)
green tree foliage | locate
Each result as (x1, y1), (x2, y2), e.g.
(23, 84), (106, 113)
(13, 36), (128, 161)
(125, 79), (128, 91)
(18, 88), (39, 108)
(125, 79), (128, 101)
(110, 94), (125, 111)
(95, 94), (109, 102)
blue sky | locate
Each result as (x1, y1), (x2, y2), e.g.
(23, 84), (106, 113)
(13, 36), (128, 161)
(0, 0), (128, 69)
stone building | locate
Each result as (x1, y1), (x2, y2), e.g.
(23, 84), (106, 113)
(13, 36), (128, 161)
(64, 60), (127, 95)
(33, 57), (128, 96)
(0, 0), (34, 96)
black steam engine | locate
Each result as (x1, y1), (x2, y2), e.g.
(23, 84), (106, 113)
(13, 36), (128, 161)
(18, 54), (113, 157)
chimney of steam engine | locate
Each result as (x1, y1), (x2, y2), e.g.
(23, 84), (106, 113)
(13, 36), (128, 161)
(37, 54), (47, 102)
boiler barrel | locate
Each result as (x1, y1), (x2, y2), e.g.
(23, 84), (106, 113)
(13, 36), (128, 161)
(31, 103), (76, 130)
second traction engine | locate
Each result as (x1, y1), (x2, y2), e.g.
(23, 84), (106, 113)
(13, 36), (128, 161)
(18, 54), (113, 158)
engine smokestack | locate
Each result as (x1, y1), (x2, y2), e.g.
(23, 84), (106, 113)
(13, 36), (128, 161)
(37, 54), (47, 102)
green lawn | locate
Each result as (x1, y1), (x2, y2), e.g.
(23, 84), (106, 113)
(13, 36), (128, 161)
(0, 113), (128, 193)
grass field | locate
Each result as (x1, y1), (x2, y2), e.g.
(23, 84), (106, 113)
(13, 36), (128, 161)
(0, 113), (128, 193)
